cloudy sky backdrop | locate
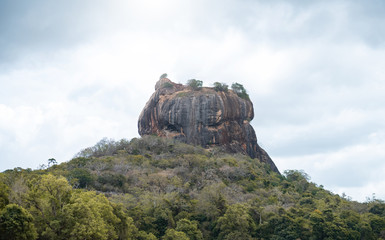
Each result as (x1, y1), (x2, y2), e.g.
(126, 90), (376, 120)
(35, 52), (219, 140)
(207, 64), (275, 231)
(1, 0), (384, 201)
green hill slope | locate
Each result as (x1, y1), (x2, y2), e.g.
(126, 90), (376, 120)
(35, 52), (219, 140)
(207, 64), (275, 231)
(1, 136), (385, 239)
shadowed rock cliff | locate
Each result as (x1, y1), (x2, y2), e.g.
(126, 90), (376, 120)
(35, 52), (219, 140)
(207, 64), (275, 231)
(138, 78), (279, 173)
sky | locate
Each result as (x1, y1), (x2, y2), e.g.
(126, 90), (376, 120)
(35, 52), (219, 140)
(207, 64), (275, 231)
(1, 0), (384, 202)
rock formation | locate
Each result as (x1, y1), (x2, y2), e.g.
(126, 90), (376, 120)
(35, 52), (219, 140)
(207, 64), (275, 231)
(138, 78), (279, 173)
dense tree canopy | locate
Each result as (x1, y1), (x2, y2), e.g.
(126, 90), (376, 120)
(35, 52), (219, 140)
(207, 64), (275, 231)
(1, 136), (385, 239)
(0, 204), (37, 240)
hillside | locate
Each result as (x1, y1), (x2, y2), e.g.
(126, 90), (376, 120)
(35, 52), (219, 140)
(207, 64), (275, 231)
(1, 136), (385, 239)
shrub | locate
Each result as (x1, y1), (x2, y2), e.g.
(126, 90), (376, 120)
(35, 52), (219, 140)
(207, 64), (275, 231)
(75, 138), (130, 158)
(97, 173), (125, 188)
(213, 82), (228, 92)
(162, 82), (174, 89)
(68, 168), (95, 188)
(159, 73), (168, 79)
(187, 79), (203, 91)
(231, 83), (249, 100)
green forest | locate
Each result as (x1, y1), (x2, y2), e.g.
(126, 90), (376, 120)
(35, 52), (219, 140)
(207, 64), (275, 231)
(1, 136), (385, 239)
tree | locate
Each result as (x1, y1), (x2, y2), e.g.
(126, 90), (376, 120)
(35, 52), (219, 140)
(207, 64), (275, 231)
(231, 83), (249, 100)
(370, 214), (385, 236)
(176, 218), (203, 240)
(162, 229), (189, 240)
(75, 138), (117, 158)
(0, 204), (38, 240)
(48, 158), (57, 167)
(369, 201), (385, 215)
(216, 204), (256, 240)
(196, 184), (228, 220)
(30, 174), (72, 218)
(68, 168), (94, 188)
(257, 209), (310, 240)
(137, 231), (158, 240)
(187, 79), (203, 90)
(213, 82), (228, 92)
(160, 73), (168, 79)
(112, 203), (138, 240)
(152, 207), (174, 237)
(8, 176), (28, 206)
(26, 174), (72, 239)
(284, 170), (310, 182)
(309, 209), (359, 240)
(0, 177), (9, 209)
(62, 191), (120, 240)
(19, 174), (136, 240)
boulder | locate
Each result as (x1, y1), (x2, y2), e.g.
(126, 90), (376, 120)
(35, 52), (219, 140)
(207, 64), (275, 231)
(138, 78), (279, 173)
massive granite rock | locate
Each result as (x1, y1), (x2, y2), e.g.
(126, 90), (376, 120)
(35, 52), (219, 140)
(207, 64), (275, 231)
(138, 78), (279, 173)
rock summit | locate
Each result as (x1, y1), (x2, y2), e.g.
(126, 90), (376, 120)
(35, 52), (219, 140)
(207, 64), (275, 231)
(138, 77), (279, 173)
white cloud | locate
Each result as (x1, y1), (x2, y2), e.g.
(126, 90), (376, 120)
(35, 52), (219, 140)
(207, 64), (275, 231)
(0, 104), (44, 146)
(274, 134), (385, 201)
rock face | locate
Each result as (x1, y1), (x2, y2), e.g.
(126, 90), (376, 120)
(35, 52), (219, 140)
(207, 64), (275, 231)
(138, 78), (279, 173)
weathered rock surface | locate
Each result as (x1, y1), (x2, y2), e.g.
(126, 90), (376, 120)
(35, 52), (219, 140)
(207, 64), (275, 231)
(138, 78), (279, 173)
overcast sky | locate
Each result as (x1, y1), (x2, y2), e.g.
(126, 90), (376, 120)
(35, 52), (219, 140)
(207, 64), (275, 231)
(1, 0), (384, 202)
